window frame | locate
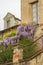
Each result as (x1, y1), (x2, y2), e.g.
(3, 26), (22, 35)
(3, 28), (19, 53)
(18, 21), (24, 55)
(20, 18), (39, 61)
(7, 19), (10, 28)
(32, 2), (38, 25)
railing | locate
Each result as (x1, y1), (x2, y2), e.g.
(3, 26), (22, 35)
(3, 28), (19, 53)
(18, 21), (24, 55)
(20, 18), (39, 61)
(0, 35), (43, 65)
(19, 35), (43, 59)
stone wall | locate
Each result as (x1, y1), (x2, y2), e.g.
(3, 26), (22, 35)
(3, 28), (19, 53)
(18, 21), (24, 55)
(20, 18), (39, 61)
(13, 34), (43, 65)
(25, 53), (43, 65)
(21, 0), (43, 24)
(0, 25), (19, 41)
(13, 47), (43, 65)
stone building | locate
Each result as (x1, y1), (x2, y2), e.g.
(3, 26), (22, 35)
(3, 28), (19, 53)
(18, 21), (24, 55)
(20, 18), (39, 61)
(4, 12), (21, 29)
(21, 0), (43, 25)
(22, 52), (43, 65)
(0, 0), (43, 64)
(13, 39), (43, 65)
(21, 0), (43, 39)
(12, 0), (43, 65)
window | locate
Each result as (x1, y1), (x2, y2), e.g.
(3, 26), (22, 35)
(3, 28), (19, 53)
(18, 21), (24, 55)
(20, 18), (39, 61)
(7, 20), (10, 28)
(32, 2), (38, 25)
(14, 20), (18, 25)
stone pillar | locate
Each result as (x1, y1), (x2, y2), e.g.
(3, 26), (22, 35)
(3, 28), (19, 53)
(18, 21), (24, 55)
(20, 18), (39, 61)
(13, 46), (23, 65)
(38, 0), (43, 24)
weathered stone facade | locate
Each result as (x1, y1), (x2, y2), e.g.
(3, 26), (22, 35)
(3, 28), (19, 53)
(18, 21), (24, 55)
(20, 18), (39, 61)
(0, 25), (19, 41)
(28, 53), (43, 65)
(21, 0), (43, 41)
(21, 0), (43, 25)
(13, 46), (43, 65)
(13, 35), (43, 65)
(4, 12), (21, 29)
(21, 52), (43, 65)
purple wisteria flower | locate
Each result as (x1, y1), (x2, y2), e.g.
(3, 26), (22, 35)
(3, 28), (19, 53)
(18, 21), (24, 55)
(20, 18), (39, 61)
(20, 31), (28, 37)
(8, 37), (16, 44)
(0, 23), (35, 46)
(17, 25), (24, 34)
(17, 23), (35, 37)
(25, 24), (32, 31)
(3, 39), (10, 46)
(10, 39), (16, 44)
(7, 35), (20, 44)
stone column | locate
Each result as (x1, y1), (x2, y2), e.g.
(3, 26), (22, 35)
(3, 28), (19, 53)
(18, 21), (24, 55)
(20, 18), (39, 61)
(13, 46), (23, 65)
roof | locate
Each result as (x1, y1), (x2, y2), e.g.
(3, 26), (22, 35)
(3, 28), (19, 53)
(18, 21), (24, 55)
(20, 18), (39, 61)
(4, 12), (21, 21)
(0, 24), (21, 34)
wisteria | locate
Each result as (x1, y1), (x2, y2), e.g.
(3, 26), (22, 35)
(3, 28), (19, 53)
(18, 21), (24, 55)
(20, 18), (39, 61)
(0, 23), (35, 46)
(17, 23), (35, 37)
(20, 31), (28, 37)
(1, 35), (20, 46)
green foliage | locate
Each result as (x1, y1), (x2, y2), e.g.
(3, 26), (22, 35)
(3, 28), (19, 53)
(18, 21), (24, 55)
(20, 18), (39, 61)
(3, 31), (16, 39)
(0, 37), (36, 64)
(0, 44), (13, 64)
(23, 43), (36, 59)
(19, 37), (33, 45)
(19, 37), (36, 59)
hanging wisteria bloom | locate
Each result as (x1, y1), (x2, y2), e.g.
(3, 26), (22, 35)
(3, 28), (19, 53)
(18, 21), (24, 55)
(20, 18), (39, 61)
(8, 37), (16, 44)
(25, 24), (32, 31)
(20, 31), (28, 37)
(17, 25), (24, 35)
(3, 39), (10, 47)
(0, 23), (35, 46)
(8, 35), (20, 44)
(17, 23), (35, 37)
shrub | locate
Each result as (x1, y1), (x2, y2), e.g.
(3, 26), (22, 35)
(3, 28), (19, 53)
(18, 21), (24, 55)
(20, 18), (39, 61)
(0, 23), (36, 63)
(19, 37), (36, 59)
(3, 31), (16, 39)
(0, 44), (13, 64)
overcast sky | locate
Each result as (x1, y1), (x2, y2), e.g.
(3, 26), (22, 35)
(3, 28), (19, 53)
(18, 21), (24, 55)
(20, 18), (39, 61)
(0, 0), (21, 30)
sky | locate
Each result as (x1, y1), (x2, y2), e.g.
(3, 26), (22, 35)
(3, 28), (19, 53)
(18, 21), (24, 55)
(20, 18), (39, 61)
(0, 0), (21, 30)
